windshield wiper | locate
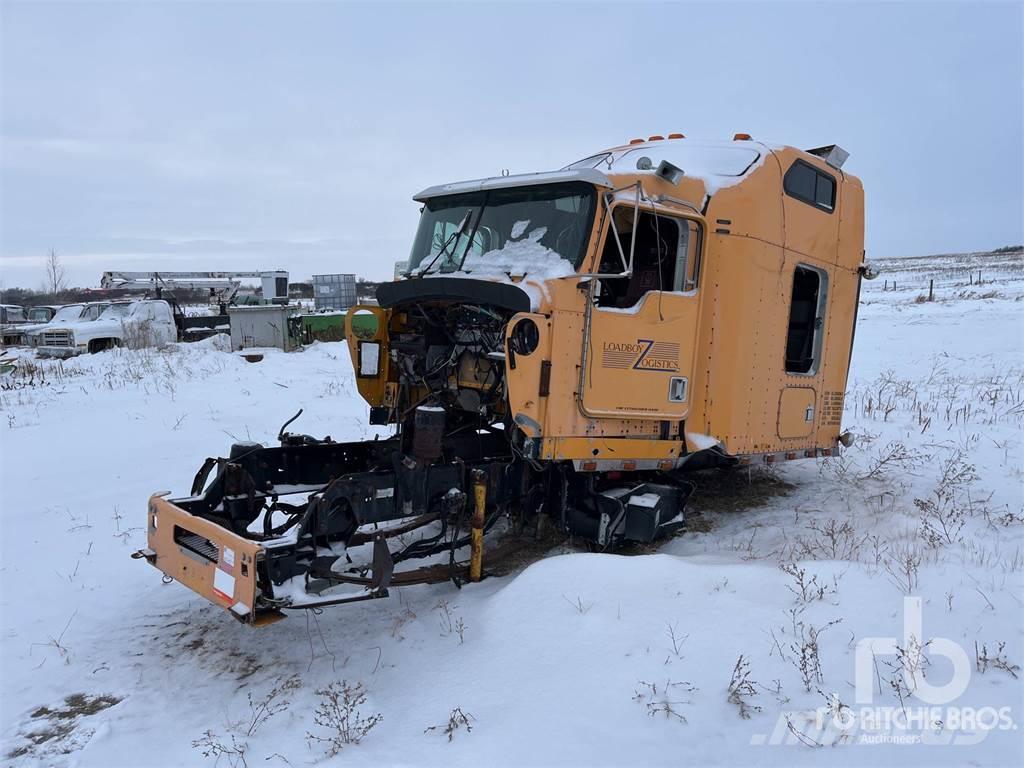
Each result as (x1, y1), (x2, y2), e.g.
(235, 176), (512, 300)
(417, 209), (473, 276)
(452, 192), (489, 273)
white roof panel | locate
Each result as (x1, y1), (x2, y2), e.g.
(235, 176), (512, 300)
(413, 168), (612, 202)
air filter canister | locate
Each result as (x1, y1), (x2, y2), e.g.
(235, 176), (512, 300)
(412, 405), (445, 462)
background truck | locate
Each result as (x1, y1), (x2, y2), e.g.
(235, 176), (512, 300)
(25, 303), (111, 347)
(0, 305), (27, 345)
(37, 299), (177, 356)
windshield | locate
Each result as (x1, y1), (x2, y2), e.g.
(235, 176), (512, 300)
(408, 182), (596, 275)
(98, 303), (132, 320)
(52, 305), (84, 322)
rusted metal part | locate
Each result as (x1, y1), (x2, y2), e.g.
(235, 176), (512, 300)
(370, 534), (394, 591)
(313, 561), (470, 588)
(470, 469), (486, 582)
(189, 457), (217, 496)
(282, 590), (390, 610)
(347, 512), (439, 547)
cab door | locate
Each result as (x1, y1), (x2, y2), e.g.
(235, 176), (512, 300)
(579, 208), (703, 420)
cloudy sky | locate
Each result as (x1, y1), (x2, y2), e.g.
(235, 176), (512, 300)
(1, 1), (1021, 288)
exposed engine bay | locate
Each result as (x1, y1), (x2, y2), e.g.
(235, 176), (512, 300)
(387, 301), (512, 432)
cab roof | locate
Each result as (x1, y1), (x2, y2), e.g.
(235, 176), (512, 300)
(413, 168), (612, 202)
(412, 138), (855, 203)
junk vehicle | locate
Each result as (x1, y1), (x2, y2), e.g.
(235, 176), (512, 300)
(5, 305), (60, 346)
(1, 305), (62, 345)
(37, 299), (177, 357)
(0, 305), (27, 346)
(26, 305), (61, 323)
(137, 135), (870, 625)
(24, 303), (110, 347)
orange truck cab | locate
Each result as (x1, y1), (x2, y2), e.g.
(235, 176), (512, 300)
(140, 134), (868, 622)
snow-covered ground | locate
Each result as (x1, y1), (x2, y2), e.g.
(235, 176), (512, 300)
(1, 251), (1022, 767)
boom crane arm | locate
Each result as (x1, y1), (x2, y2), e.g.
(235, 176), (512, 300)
(99, 270), (289, 303)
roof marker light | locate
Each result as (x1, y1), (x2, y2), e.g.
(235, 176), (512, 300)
(733, 133), (752, 141)
(667, 133), (685, 139)
(648, 135), (665, 141)
(628, 138), (644, 145)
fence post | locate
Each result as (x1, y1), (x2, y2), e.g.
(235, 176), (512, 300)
(928, 279), (934, 302)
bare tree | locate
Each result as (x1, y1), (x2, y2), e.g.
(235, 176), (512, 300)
(44, 249), (67, 295)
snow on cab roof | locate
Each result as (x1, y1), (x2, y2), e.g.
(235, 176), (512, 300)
(567, 138), (771, 196)
(413, 140), (783, 203)
(572, 139), (764, 175)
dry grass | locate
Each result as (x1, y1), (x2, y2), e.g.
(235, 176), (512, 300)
(7, 693), (122, 760)
(687, 468), (795, 517)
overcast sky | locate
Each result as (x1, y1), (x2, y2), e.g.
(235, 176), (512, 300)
(1, 1), (1021, 288)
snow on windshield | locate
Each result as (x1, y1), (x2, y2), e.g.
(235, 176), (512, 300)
(409, 182), (595, 274)
(510, 219), (530, 239)
(460, 225), (575, 281)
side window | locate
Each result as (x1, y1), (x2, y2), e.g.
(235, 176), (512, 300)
(596, 209), (702, 308)
(815, 175), (835, 209)
(785, 265), (828, 374)
(784, 160), (836, 212)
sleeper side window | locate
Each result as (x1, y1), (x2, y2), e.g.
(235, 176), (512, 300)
(596, 209), (702, 308)
(785, 265), (828, 374)
(784, 160), (836, 212)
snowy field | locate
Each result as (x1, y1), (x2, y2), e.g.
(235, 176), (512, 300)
(1, 251), (1022, 767)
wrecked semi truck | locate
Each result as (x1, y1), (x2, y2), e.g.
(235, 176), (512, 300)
(138, 135), (868, 624)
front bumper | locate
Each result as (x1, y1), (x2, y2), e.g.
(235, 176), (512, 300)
(37, 345), (85, 358)
(145, 495), (273, 623)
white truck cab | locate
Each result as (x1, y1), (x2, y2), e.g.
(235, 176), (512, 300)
(37, 299), (177, 357)
(26, 302), (110, 347)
